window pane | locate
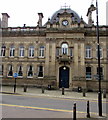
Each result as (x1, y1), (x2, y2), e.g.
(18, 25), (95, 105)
(39, 46), (44, 57)
(8, 65), (13, 76)
(86, 46), (91, 58)
(0, 65), (3, 76)
(38, 66), (43, 77)
(18, 66), (23, 76)
(61, 43), (68, 55)
(86, 67), (91, 79)
(28, 65), (33, 77)
(10, 46), (15, 57)
(97, 67), (103, 79)
(96, 46), (102, 58)
(19, 46), (24, 57)
(29, 46), (34, 57)
(0, 45), (6, 57)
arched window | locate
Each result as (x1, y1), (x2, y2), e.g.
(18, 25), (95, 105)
(27, 65), (33, 77)
(29, 46), (34, 57)
(61, 43), (68, 55)
(18, 65), (23, 77)
(85, 45), (92, 58)
(10, 45), (15, 57)
(8, 65), (13, 77)
(38, 65), (44, 78)
(0, 45), (6, 57)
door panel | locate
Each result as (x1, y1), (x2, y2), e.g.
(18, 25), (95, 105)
(59, 66), (69, 88)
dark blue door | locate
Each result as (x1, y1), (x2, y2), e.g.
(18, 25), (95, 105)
(59, 66), (69, 88)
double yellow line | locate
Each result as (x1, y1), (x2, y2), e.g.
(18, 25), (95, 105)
(0, 103), (99, 115)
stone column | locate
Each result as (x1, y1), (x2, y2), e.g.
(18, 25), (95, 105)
(80, 43), (85, 76)
(15, 43), (18, 57)
(24, 43), (28, 58)
(5, 44), (9, 57)
(3, 63), (7, 77)
(51, 40), (56, 76)
(74, 43), (79, 77)
(45, 39), (50, 76)
(23, 63), (27, 79)
(80, 43), (86, 89)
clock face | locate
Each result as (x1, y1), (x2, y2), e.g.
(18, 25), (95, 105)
(62, 20), (68, 26)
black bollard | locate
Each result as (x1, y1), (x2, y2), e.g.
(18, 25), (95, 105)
(14, 78), (17, 93)
(73, 103), (76, 120)
(86, 101), (90, 118)
(42, 86), (44, 93)
(103, 89), (106, 98)
(24, 85), (27, 92)
(83, 89), (86, 97)
(62, 87), (64, 95)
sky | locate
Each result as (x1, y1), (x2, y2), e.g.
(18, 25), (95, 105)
(0, 0), (107, 27)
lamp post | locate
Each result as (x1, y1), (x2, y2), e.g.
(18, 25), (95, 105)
(87, 0), (102, 116)
(96, 0), (102, 116)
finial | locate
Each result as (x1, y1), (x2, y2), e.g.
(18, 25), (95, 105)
(61, 3), (70, 10)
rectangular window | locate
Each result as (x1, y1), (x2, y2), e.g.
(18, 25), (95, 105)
(86, 67), (92, 80)
(10, 46), (15, 57)
(0, 65), (3, 77)
(97, 67), (103, 80)
(85, 46), (91, 58)
(29, 46), (34, 57)
(0, 46), (6, 57)
(39, 46), (44, 57)
(38, 66), (44, 78)
(19, 46), (24, 57)
(96, 46), (102, 59)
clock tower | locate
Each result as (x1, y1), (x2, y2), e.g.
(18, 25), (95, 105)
(58, 9), (73, 28)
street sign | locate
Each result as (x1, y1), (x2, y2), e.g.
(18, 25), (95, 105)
(13, 73), (18, 78)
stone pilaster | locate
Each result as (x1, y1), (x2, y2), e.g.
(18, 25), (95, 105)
(74, 43), (79, 77)
(80, 43), (85, 76)
(51, 40), (56, 76)
(45, 39), (50, 76)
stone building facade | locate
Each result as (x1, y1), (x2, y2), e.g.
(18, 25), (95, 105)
(0, 7), (108, 91)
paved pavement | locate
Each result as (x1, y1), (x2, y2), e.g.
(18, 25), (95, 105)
(1, 85), (108, 119)
(1, 85), (107, 101)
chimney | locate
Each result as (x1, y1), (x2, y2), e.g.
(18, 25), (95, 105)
(38, 13), (43, 27)
(1, 13), (10, 28)
(87, 4), (96, 26)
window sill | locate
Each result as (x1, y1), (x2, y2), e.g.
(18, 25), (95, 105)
(85, 57), (92, 59)
(27, 76), (33, 78)
(7, 76), (13, 78)
(86, 78), (92, 80)
(18, 76), (23, 78)
(28, 57), (35, 58)
(38, 77), (44, 78)
(38, 56), (45, 59)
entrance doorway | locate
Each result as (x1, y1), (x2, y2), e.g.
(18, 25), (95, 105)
(59, 66), (69, 88)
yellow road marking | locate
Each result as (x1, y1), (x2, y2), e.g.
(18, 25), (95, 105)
(0, 103), (103, 116)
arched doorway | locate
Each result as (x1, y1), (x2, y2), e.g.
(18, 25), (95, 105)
(59, 66), (69, 88)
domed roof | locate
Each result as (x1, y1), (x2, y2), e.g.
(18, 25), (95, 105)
(50, 8), (81, 24)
